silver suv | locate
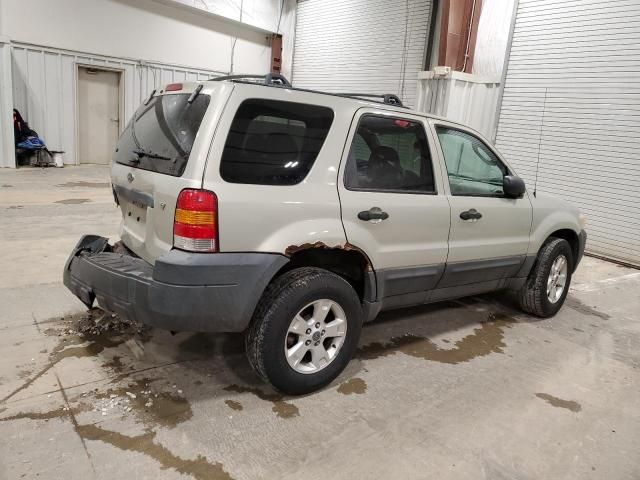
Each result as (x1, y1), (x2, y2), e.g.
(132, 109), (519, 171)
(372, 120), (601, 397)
(64, 74), (587, 394)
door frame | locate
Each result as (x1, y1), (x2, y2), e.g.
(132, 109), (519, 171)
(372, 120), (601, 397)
(74, 63), (125, 165)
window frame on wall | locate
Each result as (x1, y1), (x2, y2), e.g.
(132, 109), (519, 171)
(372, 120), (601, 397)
(343, 114), (438, 195)
(434, 124), (510, 198)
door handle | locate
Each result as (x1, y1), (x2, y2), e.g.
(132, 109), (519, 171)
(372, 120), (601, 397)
(358, 207), (389, 222)
(460, 209), (482, 221)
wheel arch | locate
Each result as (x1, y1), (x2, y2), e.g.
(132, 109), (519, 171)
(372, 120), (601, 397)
(274, 243), (376, 302)
(547, 228), (580, 271)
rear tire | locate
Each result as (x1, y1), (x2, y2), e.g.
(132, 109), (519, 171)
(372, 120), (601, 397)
(518, 238), (573, 318)
(245, 267), (363, 395)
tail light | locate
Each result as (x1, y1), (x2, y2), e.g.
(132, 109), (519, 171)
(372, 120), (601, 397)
(173, 189), (218, 252)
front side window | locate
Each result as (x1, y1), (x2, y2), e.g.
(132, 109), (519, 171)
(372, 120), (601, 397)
(344, 115), (436, 193)
(436, 127), (507, 196)
(220, 99), (334, 185)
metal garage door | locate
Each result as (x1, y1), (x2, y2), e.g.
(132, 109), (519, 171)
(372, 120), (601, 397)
(495, 0), (640, 266)
(292, 0), (433, 108)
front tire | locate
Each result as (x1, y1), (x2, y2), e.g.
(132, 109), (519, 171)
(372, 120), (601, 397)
(245, 267), (363, 395)
(518, 238), (573, 318)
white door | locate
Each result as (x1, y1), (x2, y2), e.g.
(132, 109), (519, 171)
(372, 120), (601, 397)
(78, 67), (120, 164)
(338, 110), (450, 306)
(433, 122), (532, 287)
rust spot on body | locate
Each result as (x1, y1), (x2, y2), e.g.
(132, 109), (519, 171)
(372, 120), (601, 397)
(284, 241), (373, 271)
(284, 241), (331, 257)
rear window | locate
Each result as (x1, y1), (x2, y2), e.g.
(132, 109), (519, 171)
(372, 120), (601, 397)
(114, 93), (210, 176)
(220, 99), (334, 185)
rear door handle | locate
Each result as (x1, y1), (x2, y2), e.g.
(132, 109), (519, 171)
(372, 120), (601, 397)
(358, 207), (389, 222)
(460, 209), (482, 221)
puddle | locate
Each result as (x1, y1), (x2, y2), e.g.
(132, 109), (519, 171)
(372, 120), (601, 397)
(224, 400), (243, 411)
(0, 403), (91, 422)
(79, 425), (233, 480)
(358, 312), (516, 364)
(2, 309), (148, 403)
(223, 385), (299, 418)
(56, 181), (110, 188)
(337, 377), (367, 395)
(94, 379), (192, 428)
(565, 296), (610, 321)
(55, 198), (91, 205)
(535, 393), (582, 412)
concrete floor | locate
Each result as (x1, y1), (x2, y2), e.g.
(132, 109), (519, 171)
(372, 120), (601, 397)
(0, 165), (639, 480)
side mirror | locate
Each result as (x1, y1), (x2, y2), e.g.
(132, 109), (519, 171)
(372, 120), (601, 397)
(503, 175), (526, 199)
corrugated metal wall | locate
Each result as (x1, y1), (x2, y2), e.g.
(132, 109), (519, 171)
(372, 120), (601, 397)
(292, 0), (432, 108)
(495, 0), (640, 266)
(11, 43), (224, 165)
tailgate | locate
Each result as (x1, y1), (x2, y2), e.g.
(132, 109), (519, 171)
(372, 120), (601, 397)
(110, 82), (232, 263)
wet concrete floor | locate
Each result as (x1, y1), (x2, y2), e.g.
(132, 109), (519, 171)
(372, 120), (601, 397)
(1, 165), (639, 479)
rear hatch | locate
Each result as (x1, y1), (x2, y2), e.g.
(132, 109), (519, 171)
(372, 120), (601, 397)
(110, 82), (231, 264)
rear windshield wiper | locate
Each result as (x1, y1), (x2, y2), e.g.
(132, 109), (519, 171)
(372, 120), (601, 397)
(132, 148), (172, 161)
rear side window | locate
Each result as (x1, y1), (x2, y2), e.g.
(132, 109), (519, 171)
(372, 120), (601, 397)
(220, 99), (334, 185)
(115, 93), (210, 177)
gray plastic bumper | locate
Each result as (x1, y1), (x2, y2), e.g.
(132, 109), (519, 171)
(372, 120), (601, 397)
(63, 235), (288, 332)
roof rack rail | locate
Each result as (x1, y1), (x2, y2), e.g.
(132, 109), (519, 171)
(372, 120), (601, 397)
(209, 73), (406, 108)
(336, 93), (404, 107)
(210, 73), (292, 87)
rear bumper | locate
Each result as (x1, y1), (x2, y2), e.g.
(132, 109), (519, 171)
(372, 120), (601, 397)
(63, 235), (288, 332)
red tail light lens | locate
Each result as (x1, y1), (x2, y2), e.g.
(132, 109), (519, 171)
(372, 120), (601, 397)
(165, 83), (183, 92)
(173, 189), (218, 252)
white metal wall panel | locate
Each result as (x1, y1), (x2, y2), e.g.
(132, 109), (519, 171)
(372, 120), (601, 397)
(293, 0), (432, 108)
(10, 43), (224, 166)
(416, 71), (501, 139)
(495, 0), (640, 266)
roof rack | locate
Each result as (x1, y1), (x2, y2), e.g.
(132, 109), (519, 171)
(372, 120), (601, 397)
(210, 73), (405, 107)
(335, 93), (404, 107)
(210, 73), (292, 87)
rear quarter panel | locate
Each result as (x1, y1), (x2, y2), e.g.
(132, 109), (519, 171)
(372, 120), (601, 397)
(202, 85), (361, 254)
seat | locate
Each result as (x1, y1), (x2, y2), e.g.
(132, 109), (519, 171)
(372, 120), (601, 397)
(366, 145), (403, 189)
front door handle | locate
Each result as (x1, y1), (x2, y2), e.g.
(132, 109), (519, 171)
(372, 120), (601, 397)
(358, 207), (389, 222)
(460, 209), (482, 221)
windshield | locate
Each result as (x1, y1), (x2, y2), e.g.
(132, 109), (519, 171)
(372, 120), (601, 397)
(114, 93), (210, 176)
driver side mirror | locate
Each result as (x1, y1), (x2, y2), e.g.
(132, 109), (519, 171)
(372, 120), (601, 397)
(503, 175), (526, 199)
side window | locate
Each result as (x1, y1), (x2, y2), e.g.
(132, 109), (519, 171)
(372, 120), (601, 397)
(436, 127), (507, 196)
(220, 99), (334, 185)
(345, 115), (436, 193)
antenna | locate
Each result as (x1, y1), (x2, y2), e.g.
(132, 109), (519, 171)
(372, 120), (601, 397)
(533, 87), (548, 197)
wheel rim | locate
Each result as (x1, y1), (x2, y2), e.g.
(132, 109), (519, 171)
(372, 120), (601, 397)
(547, 254), (568, 303)
(284, 299), (348, 375)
